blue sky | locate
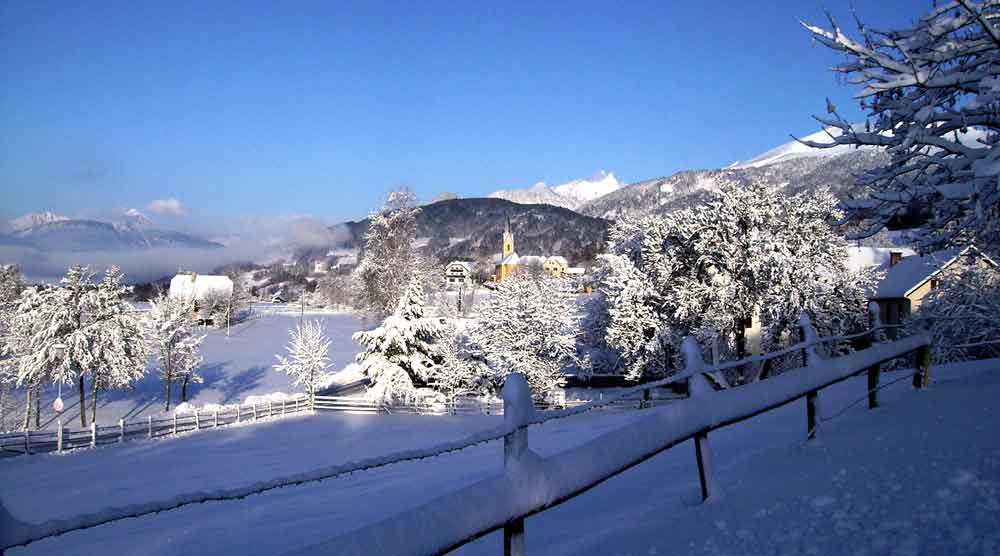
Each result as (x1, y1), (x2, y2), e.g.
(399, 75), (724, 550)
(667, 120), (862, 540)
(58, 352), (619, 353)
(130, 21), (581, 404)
(1, 0), (926, 230)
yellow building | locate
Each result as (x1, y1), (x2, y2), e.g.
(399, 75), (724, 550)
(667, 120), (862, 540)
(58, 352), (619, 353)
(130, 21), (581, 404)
(493, 217), (582, 282)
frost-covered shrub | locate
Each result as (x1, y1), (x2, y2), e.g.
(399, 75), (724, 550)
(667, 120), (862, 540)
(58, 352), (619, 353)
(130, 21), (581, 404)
(904, 255), (1000, 363)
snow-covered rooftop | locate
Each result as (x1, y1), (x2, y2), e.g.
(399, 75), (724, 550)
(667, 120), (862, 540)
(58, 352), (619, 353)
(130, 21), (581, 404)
(871, 246), (997, 299)
(169, 274), (233, 301)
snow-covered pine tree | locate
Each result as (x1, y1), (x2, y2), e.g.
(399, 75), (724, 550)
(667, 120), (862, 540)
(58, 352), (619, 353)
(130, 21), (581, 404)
(84, 266), (148, 423)
(352, 274), (444, 404)
(274, 319), (331, 404)
(145, 292), (205, 411)
(467, 273), (578, 399)
(597, 180), (877, 382)
(802, 1), (1000, 252)
(356, 188), (421, 316)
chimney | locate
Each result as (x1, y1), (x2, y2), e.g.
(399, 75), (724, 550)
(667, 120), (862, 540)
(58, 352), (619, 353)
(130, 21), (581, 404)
(889, 251), (903, 267)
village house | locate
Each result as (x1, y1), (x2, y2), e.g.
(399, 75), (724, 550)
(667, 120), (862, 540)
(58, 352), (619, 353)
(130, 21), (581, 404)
(168, 272), (234, 323)
(493, 217), (583, 282)
(444, 261), (474, 288)
(870, 246), (998, 327)
(312, 258), (330, 274)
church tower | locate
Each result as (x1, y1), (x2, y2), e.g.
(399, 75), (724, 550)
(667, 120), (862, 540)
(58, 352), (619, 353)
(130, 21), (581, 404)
(502, 215), (514, 258)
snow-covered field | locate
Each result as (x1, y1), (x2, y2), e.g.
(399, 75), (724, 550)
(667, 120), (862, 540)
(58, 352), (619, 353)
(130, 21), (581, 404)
(3, 359), (997, 555)
(19, 310), (366, 430)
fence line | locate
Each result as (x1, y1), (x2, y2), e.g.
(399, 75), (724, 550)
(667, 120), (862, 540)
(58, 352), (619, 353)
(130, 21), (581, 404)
(0, 397), (310, 458)
(0, 314), (932, 553)
(300, 316), (932, 556)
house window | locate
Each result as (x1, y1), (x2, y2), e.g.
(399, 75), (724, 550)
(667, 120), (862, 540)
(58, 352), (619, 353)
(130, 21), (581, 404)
(930, 278), (940, 290)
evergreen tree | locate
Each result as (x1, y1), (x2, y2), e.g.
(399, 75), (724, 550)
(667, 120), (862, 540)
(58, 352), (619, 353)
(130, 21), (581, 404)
(353, 275), (444, 403)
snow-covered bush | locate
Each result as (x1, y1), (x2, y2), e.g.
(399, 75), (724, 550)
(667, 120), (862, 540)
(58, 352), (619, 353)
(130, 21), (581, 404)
(274, 319), (331, 401)
(435, 323), (489, 400)
(904, 254), (1000, 362)
(595, 180), (878, 382)
(803, 1), (1000, 252)
(353, 275), (444, 403)
(466, 273), (578, 399)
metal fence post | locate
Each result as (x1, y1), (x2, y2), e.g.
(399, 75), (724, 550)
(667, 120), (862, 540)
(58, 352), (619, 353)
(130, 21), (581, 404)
(502, 374), (531, 556)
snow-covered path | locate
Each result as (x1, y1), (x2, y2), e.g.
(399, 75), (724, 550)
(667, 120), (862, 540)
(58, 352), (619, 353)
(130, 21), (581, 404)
(2, 360), (998, 555)
(19, 311), (365, 430)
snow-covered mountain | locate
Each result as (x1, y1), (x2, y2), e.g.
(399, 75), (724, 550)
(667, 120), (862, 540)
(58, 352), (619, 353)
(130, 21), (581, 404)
(1, 213), (222, 252)
(489, 170), (624, 210)
(6, 211), (69, 233)
(728, 126), (870, 169)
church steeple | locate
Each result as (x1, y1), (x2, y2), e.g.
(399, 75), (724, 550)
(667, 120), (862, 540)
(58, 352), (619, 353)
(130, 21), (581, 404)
(502, 215), (514, 258)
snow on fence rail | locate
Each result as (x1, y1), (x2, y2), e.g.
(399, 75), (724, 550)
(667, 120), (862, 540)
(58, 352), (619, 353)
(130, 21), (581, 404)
(0, 396), (310, 458)
(0, 315), (931, 553)
(291, 315), (933, 556)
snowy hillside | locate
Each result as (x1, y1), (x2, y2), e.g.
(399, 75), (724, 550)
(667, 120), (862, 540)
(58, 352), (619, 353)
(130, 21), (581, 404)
(728, 126), (869, 169)
(489, 170), (623, 210)
(5, 212), (69, 233)
(3, 357), (996, 555)
(1, 216), (223, 252)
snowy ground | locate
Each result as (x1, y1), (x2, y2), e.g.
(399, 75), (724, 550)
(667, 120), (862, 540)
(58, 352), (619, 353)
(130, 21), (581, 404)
(17, 310), (366, 430)
(2, 359), (997, 555)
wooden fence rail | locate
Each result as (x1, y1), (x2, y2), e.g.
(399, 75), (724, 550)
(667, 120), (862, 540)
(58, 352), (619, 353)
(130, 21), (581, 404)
(295, 314), (932, 556)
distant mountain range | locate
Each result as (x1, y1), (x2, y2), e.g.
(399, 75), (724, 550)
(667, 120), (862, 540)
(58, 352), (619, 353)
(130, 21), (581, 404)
(0, 212), (223, 251)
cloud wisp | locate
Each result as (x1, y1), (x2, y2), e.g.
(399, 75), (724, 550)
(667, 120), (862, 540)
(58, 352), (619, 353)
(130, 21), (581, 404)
(148, 198), (186, 216)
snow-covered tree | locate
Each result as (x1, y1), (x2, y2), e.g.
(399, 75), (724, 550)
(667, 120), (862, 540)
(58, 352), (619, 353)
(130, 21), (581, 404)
(802, 1), (1000, 252)
(83, 266), (148, 422)
(145, 292), (204, 410)
(357, 188), (421, 315)
(435, 324), (489, 400)
(597, 180), (877, 382)
(274, 319), (331, 403)
(467, 273), (578, 399)
(905, 252), (1000, 362)
(352, 275), (444, 403)
(0, 265), (22, 431)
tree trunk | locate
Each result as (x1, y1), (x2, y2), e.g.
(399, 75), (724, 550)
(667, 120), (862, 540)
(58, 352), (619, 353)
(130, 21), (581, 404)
(34, 384), (40, 429)
(91, 376), (99, 425)
(22, 385), (33, 431)
(79, 375), (87, 427)
(181, 376), (189, 402)
(164, 368), (173, 411)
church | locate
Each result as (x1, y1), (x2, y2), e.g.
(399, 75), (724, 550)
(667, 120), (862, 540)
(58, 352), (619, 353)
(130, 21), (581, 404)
(493, 217), (582, 282)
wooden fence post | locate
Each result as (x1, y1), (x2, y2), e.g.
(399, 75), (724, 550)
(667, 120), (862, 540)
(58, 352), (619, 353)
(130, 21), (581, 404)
(282, 399), (287, 416)
(119, 418), (125, 443)
(24, 430), (30, 455)
(867, 364), (881, 409)
(641, 388), (651, 409)
(90, 422), (96, 448)
(194, 410), (200, 430)
(57, 419), (63, 453)
(268, 400), (273, 418)
(913, 344), (931, 389)
(682, 336), (716, 502)
(253, 403), (258, 421)
(236, 404), (241, 424)
(806, 391), (818, 440)
(148, 416), (153, 438)
(214, 410), (219, 428)
(173, 413), (178, 435)
(866, 301), (882, 409)
(502, 373), (531, 556)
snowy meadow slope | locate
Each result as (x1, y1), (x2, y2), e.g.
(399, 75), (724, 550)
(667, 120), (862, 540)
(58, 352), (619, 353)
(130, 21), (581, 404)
(16, 309), (365, 431)
(3, 359), (997, 555)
